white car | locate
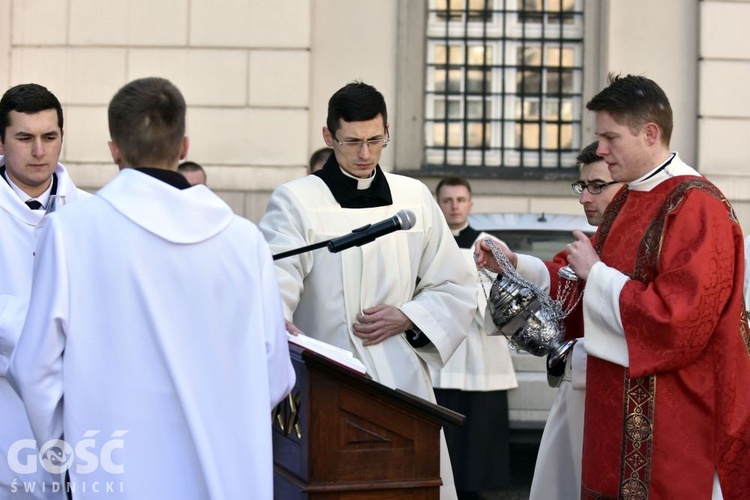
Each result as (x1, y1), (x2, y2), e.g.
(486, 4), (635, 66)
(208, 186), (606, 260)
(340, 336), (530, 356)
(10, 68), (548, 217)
(469, 212), (595, 441)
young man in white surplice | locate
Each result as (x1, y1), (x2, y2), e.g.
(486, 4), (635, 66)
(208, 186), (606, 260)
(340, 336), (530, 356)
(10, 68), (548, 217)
(0, 83), (91, 499)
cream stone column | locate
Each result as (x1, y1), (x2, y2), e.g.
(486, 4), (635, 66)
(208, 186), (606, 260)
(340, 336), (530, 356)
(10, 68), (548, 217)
(604, 0), (699, 166)
(0, 0), (10, 91)
(698, 0), (750, 233)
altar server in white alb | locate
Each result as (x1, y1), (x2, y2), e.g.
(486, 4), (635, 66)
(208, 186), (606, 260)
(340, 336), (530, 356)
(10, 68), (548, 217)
(11, 77), (295, 499)
(260, 81), (476, 499)
(528, 142), (622, 500)
(0, 83), (91, 499)
(431, 176), (517, 499)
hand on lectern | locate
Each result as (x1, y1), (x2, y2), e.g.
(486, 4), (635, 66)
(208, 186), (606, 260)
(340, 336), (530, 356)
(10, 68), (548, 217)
(285, 320), (303, 336)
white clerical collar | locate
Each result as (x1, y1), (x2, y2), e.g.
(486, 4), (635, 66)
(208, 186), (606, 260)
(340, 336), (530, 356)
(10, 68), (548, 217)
(5, 172), (53, 209)
(340, 166), (376, 190)
(628, 152), (699, 192)
(450, 221), (469, 237)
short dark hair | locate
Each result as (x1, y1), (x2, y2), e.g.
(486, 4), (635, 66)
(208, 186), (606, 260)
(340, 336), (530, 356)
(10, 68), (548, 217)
(0, 83), (63, 142)
(177, 161), (204, 174)
(308, 147), (331, 170)
(586, 73), (673, 146)
(108, 77), (186, 168)
(326, 82), (388, 137)
(576, 141), (601, 166)
(435, 176), (472, 199)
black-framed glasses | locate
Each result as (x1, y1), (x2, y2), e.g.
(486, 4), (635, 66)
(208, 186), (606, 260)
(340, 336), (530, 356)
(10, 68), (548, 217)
(333, 133), (389, 152)
(571, 180), (619, 195)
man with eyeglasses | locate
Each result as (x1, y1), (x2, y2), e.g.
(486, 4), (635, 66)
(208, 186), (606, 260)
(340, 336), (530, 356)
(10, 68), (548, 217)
(260, 81), (475, 500)
(529, 141), (621, 500)
(478, 74), (750, 498)
(570, 143), (622, 227)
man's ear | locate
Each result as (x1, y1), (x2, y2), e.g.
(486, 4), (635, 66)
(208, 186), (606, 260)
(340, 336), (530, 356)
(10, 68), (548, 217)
(643, 122), (660, 146)
(108, 141), (121, 165)
(179, 136), (189, 160)
(322, 126), (334, 147)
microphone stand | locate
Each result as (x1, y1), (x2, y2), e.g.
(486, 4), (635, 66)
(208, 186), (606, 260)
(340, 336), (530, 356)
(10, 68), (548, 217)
(273, 239), (332, 261)
(272, 212), (410, 261)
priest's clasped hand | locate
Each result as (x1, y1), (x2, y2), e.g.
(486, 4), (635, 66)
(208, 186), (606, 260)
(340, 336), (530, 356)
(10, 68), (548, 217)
(353, 305), (413, 346)
(565, 230), (600, 281)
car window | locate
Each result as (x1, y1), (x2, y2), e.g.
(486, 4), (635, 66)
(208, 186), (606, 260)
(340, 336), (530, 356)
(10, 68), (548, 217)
(488, 230), (586, 261)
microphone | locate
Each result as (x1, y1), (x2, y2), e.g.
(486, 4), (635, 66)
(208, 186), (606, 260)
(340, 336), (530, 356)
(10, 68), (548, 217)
(327, 209), (417, 253)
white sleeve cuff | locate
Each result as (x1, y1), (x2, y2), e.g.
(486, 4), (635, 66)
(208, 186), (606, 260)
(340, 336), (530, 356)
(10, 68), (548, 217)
(583, 261), (630, 367)
(570, 339), (587, 390)
(516, 254), (551, 292)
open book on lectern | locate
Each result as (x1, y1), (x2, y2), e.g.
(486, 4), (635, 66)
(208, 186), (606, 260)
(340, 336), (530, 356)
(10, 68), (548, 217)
(287, 333), (368, 376)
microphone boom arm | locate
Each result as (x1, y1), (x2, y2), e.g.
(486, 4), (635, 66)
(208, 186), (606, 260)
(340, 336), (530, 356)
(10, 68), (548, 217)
(272, 239), (331, 261)
(271, 225), (376, 261)
(272, 209), (416, 261)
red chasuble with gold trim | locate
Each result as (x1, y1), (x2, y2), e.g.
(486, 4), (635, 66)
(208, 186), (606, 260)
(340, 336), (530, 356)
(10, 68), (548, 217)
(574, 176), (750, 499)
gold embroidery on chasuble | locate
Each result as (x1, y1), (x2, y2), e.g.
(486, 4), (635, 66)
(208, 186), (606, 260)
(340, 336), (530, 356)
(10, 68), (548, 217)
(618, 375), (654, 500)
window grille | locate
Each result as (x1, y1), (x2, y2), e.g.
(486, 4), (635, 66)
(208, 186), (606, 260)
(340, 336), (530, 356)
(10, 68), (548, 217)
(425, 0), (585, 172)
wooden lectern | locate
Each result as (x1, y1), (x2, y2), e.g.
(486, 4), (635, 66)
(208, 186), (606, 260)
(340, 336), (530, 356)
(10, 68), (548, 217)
(272, 344), (464, 499)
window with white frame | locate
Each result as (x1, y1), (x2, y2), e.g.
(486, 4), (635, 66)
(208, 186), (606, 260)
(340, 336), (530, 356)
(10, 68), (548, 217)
(425, 0), (585, 171)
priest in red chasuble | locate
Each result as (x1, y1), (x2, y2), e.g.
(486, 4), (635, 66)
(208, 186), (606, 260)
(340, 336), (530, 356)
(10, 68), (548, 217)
(479, 74), (750, 499)
(569, 74), (750, 499)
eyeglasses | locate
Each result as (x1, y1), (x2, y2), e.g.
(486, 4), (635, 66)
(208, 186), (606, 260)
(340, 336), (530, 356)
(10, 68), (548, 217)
(571, 180), (619, 195)
(333, 134), (389, 152)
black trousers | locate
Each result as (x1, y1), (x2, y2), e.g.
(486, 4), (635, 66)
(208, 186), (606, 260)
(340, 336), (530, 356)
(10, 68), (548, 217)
(435, 388), (511, 493)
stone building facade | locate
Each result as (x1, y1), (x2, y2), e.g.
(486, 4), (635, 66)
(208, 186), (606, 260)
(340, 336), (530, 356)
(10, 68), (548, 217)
(0, 0), (748, 231)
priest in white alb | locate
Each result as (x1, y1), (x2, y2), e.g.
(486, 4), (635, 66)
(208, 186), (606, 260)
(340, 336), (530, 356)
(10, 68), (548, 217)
(260, 82), (476, 500)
